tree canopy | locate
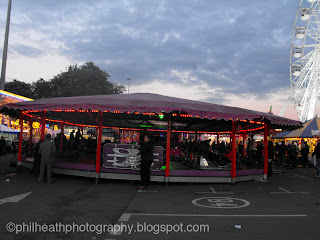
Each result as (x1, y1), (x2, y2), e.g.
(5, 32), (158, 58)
(4, 62), (125, 99)
(4, 80), (33, 99)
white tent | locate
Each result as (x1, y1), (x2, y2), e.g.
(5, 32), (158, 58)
(0, 124), (18, 133)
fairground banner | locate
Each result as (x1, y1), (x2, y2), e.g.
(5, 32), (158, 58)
(103, 143), (164, 171)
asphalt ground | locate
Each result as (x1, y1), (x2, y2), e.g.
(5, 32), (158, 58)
(0, 155), (320, 240)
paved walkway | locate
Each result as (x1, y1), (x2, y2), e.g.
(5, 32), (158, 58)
(0, 158), (319, 240)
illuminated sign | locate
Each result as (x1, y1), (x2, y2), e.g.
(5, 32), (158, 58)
(33, 122), (40, 129)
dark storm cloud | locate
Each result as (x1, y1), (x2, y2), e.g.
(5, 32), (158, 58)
(11, 44), (45, 56)
(4, 0), (300, 100)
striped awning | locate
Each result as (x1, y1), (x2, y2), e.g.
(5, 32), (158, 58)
(273, 117), (320, 138)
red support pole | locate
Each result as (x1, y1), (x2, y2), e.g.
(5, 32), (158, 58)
(17, 113), (24, 165)
(165, 114), (172, 178)
(60, 121), (64, 151)
(40, 110), (46, 141)
(95, 111), (103, 182)
(231, 121), (237, 183)
(28, 118), (33, 155)
(264, 124), (270, 179)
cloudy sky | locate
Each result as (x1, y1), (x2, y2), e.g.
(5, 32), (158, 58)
(0, 0), (302, 119)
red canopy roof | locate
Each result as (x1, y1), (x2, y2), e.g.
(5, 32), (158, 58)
(0, 93), (300, 127)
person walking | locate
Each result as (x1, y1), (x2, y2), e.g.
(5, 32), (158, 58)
(288, 142), (298, 169)
(277, 141), (287, 169)
(300, 140), (309, 167)
(312, 139), (320, 177)
(267, 140), (274, 177)
(256, 141), (263, 164)
(248, 135), (256, 165)
(0, 136), (6, 156)
(32, 140), (43, 177)
(38, 134), (56, 183)
(137, 133), (154, 189)
(75, 128), (82, 150)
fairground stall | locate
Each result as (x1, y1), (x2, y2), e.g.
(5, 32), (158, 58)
(0, 93), (300, 183)
(272, 116), (320, 166)
(0, 90), (33, 138)
(273, 116), (320, 145)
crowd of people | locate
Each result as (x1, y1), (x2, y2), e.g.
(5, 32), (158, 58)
(6, 129), (320, 183)
(0, 136), (18, 157)
(54, 128), (84, 152)
(170, 134), (319, 177)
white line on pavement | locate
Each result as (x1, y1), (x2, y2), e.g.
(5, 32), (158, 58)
(293, 174), (314, 181)
(271, 192), (310, 194)
(109, 213), (132, 235)
(118, 213), (307, 221)
(118, 213), (132, 222)
(278, 187), (291, 193)
(137, 189), (158, 193)
(270, 187), (310, 194)
(196, 187), (235, 194)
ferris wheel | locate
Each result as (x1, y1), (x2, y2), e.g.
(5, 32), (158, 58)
(279, 0), (320, 122)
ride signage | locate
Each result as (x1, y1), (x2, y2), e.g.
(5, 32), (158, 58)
(103, 143), (163, 171)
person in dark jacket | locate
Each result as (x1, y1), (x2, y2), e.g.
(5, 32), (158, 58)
(137, 134), (154, 189)
(312, 140), (320, 177)
(300, 140), (309, 167)
(287, 142), (298, 169)
(277, 141), (287, 169)
(267, 141), (274, 177)
(256, 141), (263, 164)
(0, 136), (6, 156)
(32, 140), (43, 177)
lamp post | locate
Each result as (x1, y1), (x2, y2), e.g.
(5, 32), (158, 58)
(0, 0), (12, 90)
(127, 78), (132, 94)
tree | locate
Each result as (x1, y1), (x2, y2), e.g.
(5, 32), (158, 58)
(48, 62), (125, 97)
(4, 79), (33, 98)
(31, 78), (53, 99)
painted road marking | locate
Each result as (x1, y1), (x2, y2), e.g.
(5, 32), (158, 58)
(137, 189), (158, 193)
(116, 213), (308, 222)
(271, 187), (310, 194)
(109, 212), (135, 235)
(192, 197), (250, 209)
(118, 213), (132, 222)
(293, 174), (314, 181)
(197, 187), (235, 194)
(0, 192), (32, 205)
(279, 187), (291, 193)
(109, 213), (131, 235)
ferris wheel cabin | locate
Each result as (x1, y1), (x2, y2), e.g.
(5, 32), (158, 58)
(292, 47), (302, 58)
(295, 27), (306, 39)
(301, 8), (311, 20)
(291, 64), (301, 77)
